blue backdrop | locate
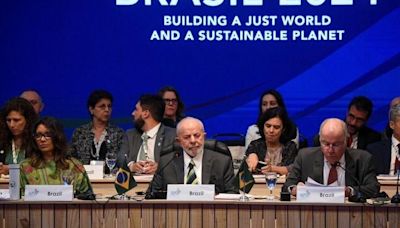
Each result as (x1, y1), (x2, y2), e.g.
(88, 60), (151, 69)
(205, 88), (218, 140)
(1, 1), (399, 142)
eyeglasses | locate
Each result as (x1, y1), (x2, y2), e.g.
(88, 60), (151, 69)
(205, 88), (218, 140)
(34, 132), (52, 140)
(347, 113), (367, 124)
(164, 99), (178, 105)
(95, 104), (112, 110)
(320, 141), (344, 150)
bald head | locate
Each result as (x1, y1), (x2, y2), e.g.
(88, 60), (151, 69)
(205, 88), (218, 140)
(20, 90), (44, 114)
(319, 118), (347, 164)
(176, 117), (206, 157)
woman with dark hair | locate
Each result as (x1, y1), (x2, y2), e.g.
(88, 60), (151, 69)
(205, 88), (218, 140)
(70, 90), (124, 169)
(20, 117), (92, 195)
(246, 107), (298, 175)
(0, 97), (38, 175)
(158, 86), (185, 128)
(245, 89), (299, 149)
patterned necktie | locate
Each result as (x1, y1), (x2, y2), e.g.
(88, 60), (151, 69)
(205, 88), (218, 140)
(395, 144), (400, 174)
(186, 159), (199, 184)
(139, 133), (149, 161)
(327, 163), (338, 185)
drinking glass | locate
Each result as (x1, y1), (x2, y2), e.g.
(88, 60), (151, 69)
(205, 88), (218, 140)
(265, 172), (277, 200)
(105, 152), (117, 178)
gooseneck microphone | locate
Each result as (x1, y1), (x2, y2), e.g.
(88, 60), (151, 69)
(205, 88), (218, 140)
(391, 169), (400, 203)
(335, 162), (366, 203)
(145, 150), (180, 199)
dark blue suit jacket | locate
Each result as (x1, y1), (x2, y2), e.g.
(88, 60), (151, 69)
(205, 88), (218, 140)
(366, 139), (392, 175)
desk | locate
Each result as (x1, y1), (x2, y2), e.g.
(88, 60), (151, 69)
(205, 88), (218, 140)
(1, 177), (398, 197)
(1, 200), (399, 228)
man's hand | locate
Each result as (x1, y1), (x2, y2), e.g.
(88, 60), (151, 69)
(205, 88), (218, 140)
(246, 153), (259, 172)
(290, 182), (305, 196)
(0, 163), (9, 175)
(143, 161), (158, 174)
(128, 161), (146, 173)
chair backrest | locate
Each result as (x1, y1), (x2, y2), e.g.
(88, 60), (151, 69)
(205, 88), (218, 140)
(213, 133), (245, 160)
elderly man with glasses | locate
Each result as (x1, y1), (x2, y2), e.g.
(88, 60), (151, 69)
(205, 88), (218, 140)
(283, 118), (380, 200)
(313, 96), (381, 150)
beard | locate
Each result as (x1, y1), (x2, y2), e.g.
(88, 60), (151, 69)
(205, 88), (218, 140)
(134, 117), (145, 133)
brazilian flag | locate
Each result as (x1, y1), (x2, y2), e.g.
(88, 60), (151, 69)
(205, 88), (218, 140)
(114, 161), (137, 195)
(235, 160), (254, 193)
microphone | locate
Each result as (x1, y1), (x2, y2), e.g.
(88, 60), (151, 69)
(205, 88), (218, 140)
(335, 162), (366, 203)
(145, 150), (180, 199)
(391, 169), (400, 203)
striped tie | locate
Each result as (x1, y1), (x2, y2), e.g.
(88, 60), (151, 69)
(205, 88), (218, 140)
(186, 160), (198, 184)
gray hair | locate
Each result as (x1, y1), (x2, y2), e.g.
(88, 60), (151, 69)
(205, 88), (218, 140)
(389, 104), (400, 122)
(176, 117), (205, 135)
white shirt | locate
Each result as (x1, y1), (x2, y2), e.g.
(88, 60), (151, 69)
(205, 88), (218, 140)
(136, 123), (161, 162)
(183, 149), (204, 184)
(323, 155), (346, 186)
(389, 136), (400, 175)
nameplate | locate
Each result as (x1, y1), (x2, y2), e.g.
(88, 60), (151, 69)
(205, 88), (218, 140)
(84, 164), (104, 179)
(24, 185), (73, 201)
(167, 184), (215, 201)
(297, 186), (345, 203)
(0, 189), (10, 200)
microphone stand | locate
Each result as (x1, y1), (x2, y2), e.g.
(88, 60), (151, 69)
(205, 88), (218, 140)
(145, 151), (180, 199)
(336, 162), (366, 203)
(391, 169), (400, 203)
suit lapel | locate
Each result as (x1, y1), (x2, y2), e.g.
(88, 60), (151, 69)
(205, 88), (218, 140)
(130, 131), (142, 162)
(344, 150), (357, 186)
(383, 140), (392, 173)
(154, 125), (165, 162)
(201, 149), (212, 184)
(173, 150), (185, 183)
(313, 151), (324, 184)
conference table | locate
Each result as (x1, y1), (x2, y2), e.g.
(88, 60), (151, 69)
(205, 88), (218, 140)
(0, 176), (399, 228)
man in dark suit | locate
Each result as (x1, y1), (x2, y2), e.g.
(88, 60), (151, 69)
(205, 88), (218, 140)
(118, 94), (176, 174)
(284, 118), (379, 198)
(148, 117), (237, 194)
(314, 96), (381, 149)
(367, 104), (400, 175)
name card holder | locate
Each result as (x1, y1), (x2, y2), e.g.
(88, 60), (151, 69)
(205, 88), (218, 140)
(84, 164), (104, 179)
(167, 184), (215, 201)
(297, 186), (345, 203)
(24, 185), (73, 201)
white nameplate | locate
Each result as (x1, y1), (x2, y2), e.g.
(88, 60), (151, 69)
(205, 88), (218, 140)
(24, 185), (73, 201)
(0, 189), (10, 200)
(167, 184), (215, 201)
(297, 186), (345, 203)
(84, 164), (104, 179)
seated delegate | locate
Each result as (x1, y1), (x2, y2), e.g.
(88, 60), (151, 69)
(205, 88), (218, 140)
(20, 117), (93, 196)
(147, 117), (237, 195)
(283, 118), (379, 199)
(246, 107), (298, 175)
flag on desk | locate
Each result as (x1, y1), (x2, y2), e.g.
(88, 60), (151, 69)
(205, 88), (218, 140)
(114, 161), (137, 195)
(234, 160), (254, 193)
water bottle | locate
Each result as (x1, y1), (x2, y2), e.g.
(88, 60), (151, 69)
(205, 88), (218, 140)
(9, 164), (20, 200)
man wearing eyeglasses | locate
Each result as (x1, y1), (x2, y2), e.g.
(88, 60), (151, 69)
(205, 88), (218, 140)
(314, 96), (381, 150)
(284, 118), (379, 198)
(118, 94), (176, 174)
